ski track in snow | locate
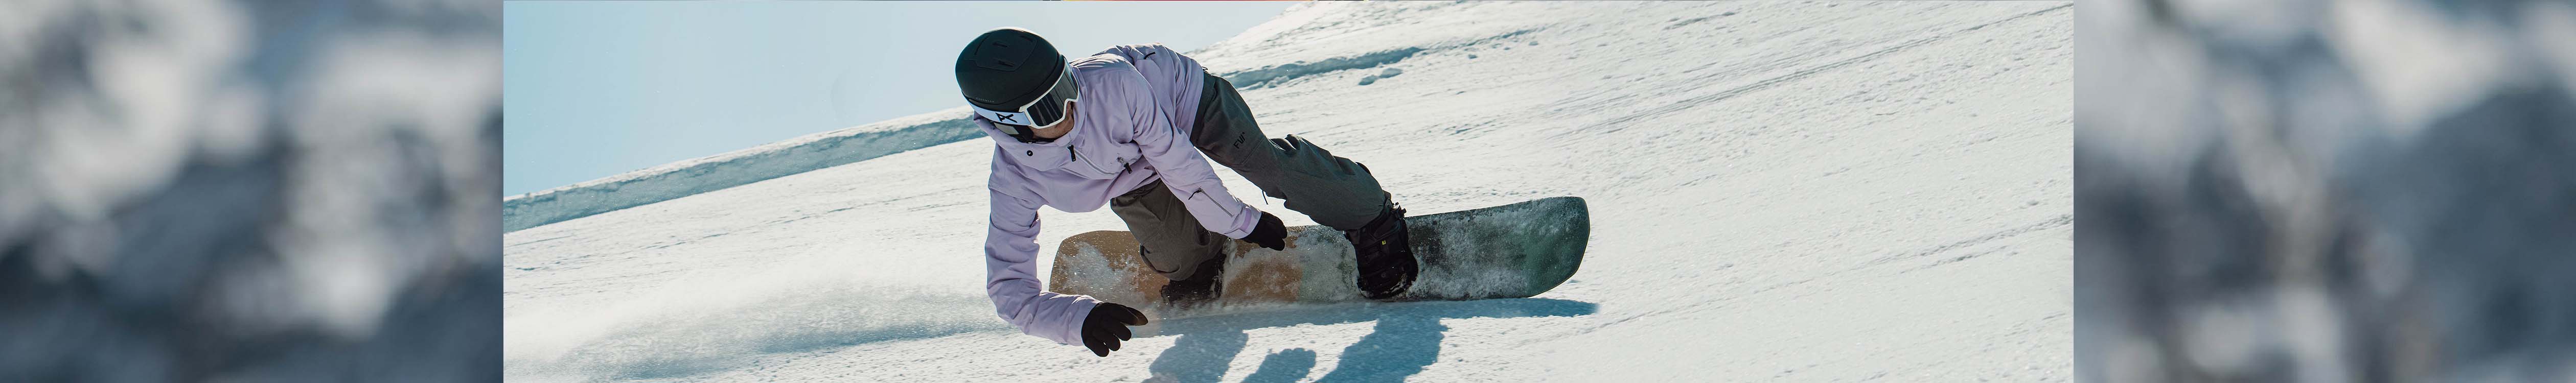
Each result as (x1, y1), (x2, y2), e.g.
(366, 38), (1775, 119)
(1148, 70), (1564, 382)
(503, 2), (2072, 381)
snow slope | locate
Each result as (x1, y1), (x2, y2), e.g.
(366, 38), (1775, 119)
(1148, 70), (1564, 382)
(503, 2), (2073, 381)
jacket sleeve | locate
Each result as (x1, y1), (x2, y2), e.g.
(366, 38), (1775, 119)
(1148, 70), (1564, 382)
(1110, 67), (1262, 238)
(982, 155), (1099, 345)
(1101, 43), (1206, 108)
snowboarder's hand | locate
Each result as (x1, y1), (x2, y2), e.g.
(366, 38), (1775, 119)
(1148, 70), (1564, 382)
(1082, 302), (1149, 357)
(1246, 212), (1287, 251)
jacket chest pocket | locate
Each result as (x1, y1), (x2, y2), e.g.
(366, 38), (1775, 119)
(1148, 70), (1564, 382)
(1066, 143), (1140, 180)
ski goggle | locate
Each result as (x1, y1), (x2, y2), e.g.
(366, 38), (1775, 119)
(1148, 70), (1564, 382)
(970, 64), (1079, 142)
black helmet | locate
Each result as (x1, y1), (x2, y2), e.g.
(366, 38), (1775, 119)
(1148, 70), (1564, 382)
(955, 27), (1077, 142)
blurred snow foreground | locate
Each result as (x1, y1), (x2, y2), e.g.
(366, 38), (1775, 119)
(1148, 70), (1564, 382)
(0, 0), (499, 381)
(2078, 0), (2576, 381)
(508, 2), (2071, 382)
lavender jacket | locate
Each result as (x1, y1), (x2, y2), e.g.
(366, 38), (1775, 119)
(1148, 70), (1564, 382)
(976, 44), (1261, 345)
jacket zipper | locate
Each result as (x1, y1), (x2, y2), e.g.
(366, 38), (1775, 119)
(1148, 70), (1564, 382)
(1071, 145), (1121, 175)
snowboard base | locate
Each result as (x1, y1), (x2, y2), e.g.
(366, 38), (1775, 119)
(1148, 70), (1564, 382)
(1047, 196), (1589, 319)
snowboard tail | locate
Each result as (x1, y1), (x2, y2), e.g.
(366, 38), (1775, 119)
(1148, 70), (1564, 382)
(1047, 197), (1588, 317)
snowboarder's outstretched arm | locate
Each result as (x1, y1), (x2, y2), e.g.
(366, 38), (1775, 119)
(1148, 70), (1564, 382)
(1090, 61), (1262, 239)
(981, 154), (1100, 346)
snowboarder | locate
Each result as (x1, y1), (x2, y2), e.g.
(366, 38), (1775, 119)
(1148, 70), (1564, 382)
(955, 27), (1416, 357)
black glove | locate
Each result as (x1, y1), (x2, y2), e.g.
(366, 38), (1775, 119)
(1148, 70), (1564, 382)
(1245, 212), (1287, 251)
(1082, 302), (1149, 357)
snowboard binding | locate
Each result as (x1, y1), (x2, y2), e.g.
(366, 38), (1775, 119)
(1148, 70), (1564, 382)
(1346, 205), (1416, 300)
(1156, 248), (1226, 311)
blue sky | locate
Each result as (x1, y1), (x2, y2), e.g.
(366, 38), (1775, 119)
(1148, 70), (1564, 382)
(503, 2), (1297, 196)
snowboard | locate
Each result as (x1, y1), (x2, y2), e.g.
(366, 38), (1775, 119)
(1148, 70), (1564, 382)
(1046, 196), (1589, 319)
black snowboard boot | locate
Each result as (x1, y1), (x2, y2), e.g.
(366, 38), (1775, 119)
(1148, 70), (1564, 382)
(1158, 250), (1226, 311)
(1345, 205), (1416, 300)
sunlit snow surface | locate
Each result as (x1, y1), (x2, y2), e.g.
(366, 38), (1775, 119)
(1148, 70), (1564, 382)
(1, 0), (499, 381)
(505, 2), (2072, 381)
(2078, 0), (2576, 381)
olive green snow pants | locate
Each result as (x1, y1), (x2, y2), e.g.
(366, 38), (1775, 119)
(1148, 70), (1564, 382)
(1109, 73), (1392, 281)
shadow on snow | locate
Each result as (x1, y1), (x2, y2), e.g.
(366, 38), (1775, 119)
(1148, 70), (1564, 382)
(1143, 298), (1597, 383)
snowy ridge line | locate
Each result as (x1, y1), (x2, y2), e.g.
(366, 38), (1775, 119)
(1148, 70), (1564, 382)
(1218, 28), (1541, 90)
(503, 27), (1543, 233)
(1569, 3), (2072, 135)
(502, 108), (981, 232)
